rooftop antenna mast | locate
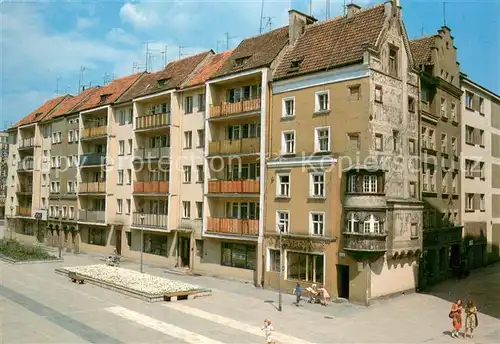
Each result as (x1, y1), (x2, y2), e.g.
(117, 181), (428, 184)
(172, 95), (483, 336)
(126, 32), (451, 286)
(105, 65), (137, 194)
(442, 1), (447, 26)
(78, 66), (86, 94)
(54, 77), (62, 94)
(326, 0), (330, 19)
(263, 16), (275, 31)
(142, 41), (157, 72)
(224, 32), (237, 49)
(161, 46), (168, 68)
(259, 0), (265, 34)
(309, 0), (312, 16)
(216, 40), (224, 53)
(178, 46), (186, 59)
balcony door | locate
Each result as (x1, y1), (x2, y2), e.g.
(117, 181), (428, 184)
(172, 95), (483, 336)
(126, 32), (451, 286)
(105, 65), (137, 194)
(149, 200), (168, 215)
(150, 135), (169, 148)
(92, 199), (105, 211)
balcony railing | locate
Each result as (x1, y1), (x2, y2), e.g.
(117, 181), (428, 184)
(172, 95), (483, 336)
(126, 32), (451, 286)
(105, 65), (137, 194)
(210, 98), (261, 118)
(79, 153), (106, 167)
(206, 217), (258, 236)
(208, 138), (260, 156)
(78, 210), (105, 223)
(16, 184), (33, 193)
(16, 206), (32, 217)
(136, 113), (170, 130)
(79, 182), (106, 193)
(133, 181), (169, 194)
(134, 147), (171, 160)
(18, 137), (36, 149)
(132, 212), (168, 229)
(17, 159), (34, 171)
(208, 179), (260, 194)
(81, 126), (107, 139)
(343, 236), (387, 252)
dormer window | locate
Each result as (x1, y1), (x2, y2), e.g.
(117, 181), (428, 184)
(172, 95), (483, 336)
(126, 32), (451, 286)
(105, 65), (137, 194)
(99, 94), (111, 104)
(234, 56), (250, 67)
(289, 58), (304, 72)
(157, 78), (169, 87)
(34, 112), (43, 119)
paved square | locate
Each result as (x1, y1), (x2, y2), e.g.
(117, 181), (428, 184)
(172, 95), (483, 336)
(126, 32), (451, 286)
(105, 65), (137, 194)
(1, 252), (499, 343)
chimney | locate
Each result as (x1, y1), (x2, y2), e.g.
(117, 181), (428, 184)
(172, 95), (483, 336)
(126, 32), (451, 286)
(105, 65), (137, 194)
(346, 3), (361, 18)
(288, 9), (317, 44)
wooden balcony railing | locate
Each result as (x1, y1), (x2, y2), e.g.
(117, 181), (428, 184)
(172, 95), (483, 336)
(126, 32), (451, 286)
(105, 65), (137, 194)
(16, 206), (32, 216)
(133, 181), (169, 194)
(208, 138), (260, 155)
(208, 179), (260, 193)
(132, 212), (168, 228)
(79, 182), (106, 193)
(136, 113), (170, 130)
(18, 137), (36, 149)
(78, 210), (105, 223)
(81, 126), (107, 139)
(206, 217), (258, 236)
(210, 98), (261, 118)
(134, 147), (171, 160)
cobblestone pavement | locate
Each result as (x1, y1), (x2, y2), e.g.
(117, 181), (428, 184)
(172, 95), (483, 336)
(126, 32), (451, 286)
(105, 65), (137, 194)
(1, 252), (499, 343)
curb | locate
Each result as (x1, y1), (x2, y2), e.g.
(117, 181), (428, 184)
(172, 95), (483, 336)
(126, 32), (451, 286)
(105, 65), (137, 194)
(0, 255), (63, 265)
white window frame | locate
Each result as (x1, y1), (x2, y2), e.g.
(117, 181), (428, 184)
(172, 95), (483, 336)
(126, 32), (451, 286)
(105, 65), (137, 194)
(119, 140), (125, 155)
(117, 199), (123, 214)
(68, 130), (74, 142)
(126, 169), (132, 185)
(315, 90), (330, 112)
(276, 173), (291, 198)
(479, 194), (485, 211)
(363, 214), (381, 234)
(118, 170), (124, 185)
(347, 175), (356, 192)
(363, 175), (377, 193)
(182, 201), (191, 218)
(314, 126), (331, 152)
(282, 97), (295, 117)
(309, 172), (325, 198)
(347, 213), (359, 233)
(183, 166), (192, 183)
(281, 130), (296, 155)
(466, 193), (474, 211)
(441, 133), (447, 154)
(440, 97), (447, 118)
(276, 211), (290, 234)
(184, 131), (192, 149)
(309, 212), (325, 236)
(128, 139), (133, 155)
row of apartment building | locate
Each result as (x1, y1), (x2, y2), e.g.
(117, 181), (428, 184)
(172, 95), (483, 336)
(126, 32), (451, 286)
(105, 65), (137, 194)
(5, 1), (500, 304)
(0, 131), (9, 217)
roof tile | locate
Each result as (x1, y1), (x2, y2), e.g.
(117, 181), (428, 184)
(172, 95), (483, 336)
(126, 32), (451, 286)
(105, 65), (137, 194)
(11, 95), (69, 129)
(183, 50), (233, 88)
(409, 35), (436, 67)
(42, 87), (99, 122)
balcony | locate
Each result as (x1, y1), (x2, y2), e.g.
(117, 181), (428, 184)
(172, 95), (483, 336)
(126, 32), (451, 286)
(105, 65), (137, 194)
(210, 98), (261, 119)
(132, 212), (168, 229)
(206, 217), (258, 236)
(79, 153), (106, 167)
(343, 234), (387, 259)
(16, 184), (33, 194)
(78, 210), (105, 223)
(136, 113), (170, 131)
(208, 138), (260, 156)
(81, 126), (107, 140)
(79, 182), (106, 194)
(133, 181), (169, 194)
(17, 159), (34, 171)
(16, 206), (32, 217)
(18, 137), (36, 150)
(134, 147), (171, 161)
(208, 179), (260, 194)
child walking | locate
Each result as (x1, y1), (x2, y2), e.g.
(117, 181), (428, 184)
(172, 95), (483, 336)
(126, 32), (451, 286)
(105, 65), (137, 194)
(261, 319), (275, 344)
(293, 283), (302, 306)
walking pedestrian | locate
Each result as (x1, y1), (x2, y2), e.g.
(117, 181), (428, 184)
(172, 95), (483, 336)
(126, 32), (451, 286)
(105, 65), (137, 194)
(261, 319), (275, 344)
(465, 300), (478, 339)
(449, 298), (463, 338)
(293, 283), (302, 306)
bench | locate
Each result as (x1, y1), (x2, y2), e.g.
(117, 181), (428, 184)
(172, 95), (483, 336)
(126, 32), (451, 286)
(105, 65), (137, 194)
(164, 290), (199, 302)
(68, 272), (85, 284)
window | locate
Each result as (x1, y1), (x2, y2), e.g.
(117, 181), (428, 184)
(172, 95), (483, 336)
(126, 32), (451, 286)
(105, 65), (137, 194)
(392, 130), (399, 152)
(118, 170), (124, 185)
(348, 133), (360, 150)
(197, 165), (204, 182)
(451, 103), (457, 122)
(409, 139), (416, 155)
(221, 242), (256, 270)
(282, 131), (295, 154)
(363, 175), (377, 193)
(465, 91), (474, 109)
(409, 182), (416, 197)
(197, 129), (205, 147)
(196, 202), (203, 219)
(43, 150), (49, 162)
(310, 212), (324, 236)
(440, 98), (447, 118)
(128, 139), (133, 155)
(480, 194), (485, 211)
(68, 130), (74, 142)
(143, 233), (168, 256)
(182, 201), (191, 218)
(441, 133), (447, 154)
(310, 173), (325, 198)
(466, 193), (474, 211)
(198, 93), (206, 111)
(480, 162), (485, 179)
(410, 223), (418, 238)
(363, 214), (381, 233)
(118, 140), (125, 155)
(276, 211), (290, 233)
(375, 133), (383, 151)
(184, 96), (193, 113)
(452, 173), (457, 194)
(74, 130), (79, 141)
(119, 109), (126, 125)
(375, 85), (383, 103)
(349, 85), (360, 100)
(479, 129), (484, 146)
(117, 199), (123, 214)
(465, 160), (474, 178)
(283, 97), (295, 117)
(388, 46), (398, 76)
(184, 131), (192, 149)
(315, 91), (329, 112)
(465, 126), (474, 144)
(479, 97), (484, 114)
(452, 137), (457, 156)
(268, 249), (281, 272)
(442, 171), (448, 194)
(126, 199), (131, 214)
(127, 169), (131, 185)
(347, 175), (356, 193)
(69, 206), (75, 219)
(315, 127), (330, 152)
(429, 169), (436, 192)
(41, 197), (47, 209)
(421, 127), (428, 149)
(276, 174), (290, 198)
(347, 213), (359, 232)
(183, 166), (191, 183)
(408, 97), (415, 112)
(287, 252), (323, 283)
(67, 181), (74, 193)
(428, 129), (435, 149)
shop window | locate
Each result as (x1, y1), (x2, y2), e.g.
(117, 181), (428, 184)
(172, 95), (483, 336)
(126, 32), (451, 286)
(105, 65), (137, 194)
(88, 228), (106, 246)
(143, 234), (168, 256)
(286, 252), (324, 283)
(221, 242), (256, 270)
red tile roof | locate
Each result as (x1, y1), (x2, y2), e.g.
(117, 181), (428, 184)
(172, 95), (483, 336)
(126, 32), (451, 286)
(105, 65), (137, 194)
(42, 87), (98, 122)
(274, 4), (387, 80)
(409, 35), (436, 67)
(11, 95), (69, 129)
(211, 27), (289, 79)
(182, 50), (233, 88)
(73, 73), (144, 112)
(118, 51), (212, 102)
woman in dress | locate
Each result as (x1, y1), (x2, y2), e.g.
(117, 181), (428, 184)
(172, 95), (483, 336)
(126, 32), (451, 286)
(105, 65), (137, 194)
(450, 299), (463, 338)
(261, 319), (275, 344)
(465, 300), (478, 339)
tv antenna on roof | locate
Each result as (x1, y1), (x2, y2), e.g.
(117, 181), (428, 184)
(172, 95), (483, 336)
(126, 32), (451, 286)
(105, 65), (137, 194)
(54, 77), (62, 95)
(263, 16), (275, 31)
(259, 0), (265, 34)
(326, 0), (330, 19)
(161, 46), (168, 68)
(442, 1), (447, 27)
(78, 66), (86, 94)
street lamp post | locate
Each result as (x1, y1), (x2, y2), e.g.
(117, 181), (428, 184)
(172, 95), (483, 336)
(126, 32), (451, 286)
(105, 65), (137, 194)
(278, 224), (284, 312)
(10, 206), (14, 240)
(140, 212), (145, 273)
(58, 207), (63, 259)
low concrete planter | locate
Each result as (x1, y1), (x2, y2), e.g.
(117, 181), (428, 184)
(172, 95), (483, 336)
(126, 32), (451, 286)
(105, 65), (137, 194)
(0, 254), (63, 265)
